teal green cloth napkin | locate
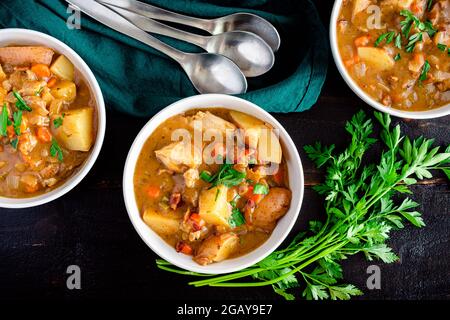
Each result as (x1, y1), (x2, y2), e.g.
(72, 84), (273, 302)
(0, 0), (328, 117)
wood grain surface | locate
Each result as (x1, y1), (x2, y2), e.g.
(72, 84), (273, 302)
(0, 0), (449, 301)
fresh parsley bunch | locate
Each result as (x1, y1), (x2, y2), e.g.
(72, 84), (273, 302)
(157, 111), (450, 300)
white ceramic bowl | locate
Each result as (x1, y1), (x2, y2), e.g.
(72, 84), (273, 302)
(330, 0), (450, 119)
(123, 94), (304, 274)
(0, 29), (106, 208)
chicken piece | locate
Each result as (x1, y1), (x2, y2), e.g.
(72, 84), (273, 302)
(194, 233), (239, 265)
(18, 132), (38, 155)
(189, 111), (236, 135)
(19, 80), (47, 97)
(434, 31), (450, 46)
(0, 47), (54, 66)
(252, 188), (291, 232)
(155, 141), (201, 173)
(20, 174), (39, 193)
(183, 168), (199, 188)
(40, 163), (60, 179)
(408, 53), (425, 73)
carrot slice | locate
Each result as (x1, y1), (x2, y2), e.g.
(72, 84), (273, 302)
(31, 64), (51, 78)
(147, 185), (161, 198)
(47, 77), (57, 88)
(36, 127), (52, 143)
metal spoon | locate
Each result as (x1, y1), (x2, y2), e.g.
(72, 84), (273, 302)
(106, 5), (274, 77)
(66, 0), (248, 95)
(98, 0), (281, 52)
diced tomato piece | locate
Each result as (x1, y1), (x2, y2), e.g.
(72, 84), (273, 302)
(176, 241), (193, 255)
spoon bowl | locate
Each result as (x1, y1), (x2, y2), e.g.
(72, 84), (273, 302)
(98, 0), (281, 52)
(211, 13), (281, 52)
(182, 53), (248, 94)
(205, 31), (275, 77)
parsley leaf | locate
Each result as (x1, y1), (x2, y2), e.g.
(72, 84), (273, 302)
(13, 91), (32, 112)
(229, 208), (246, 228)
(53, 116), (64, 128)
(437, 43), (447, 51)
(50, 138), (64, 161)
(0, 103), (8, 137)
(394, 53), (401, 61)
(419, 60), (431, 83)
(204, 164), (246, 188)
(253, 183), (269, 195)
(10, 137), (18, 149)
(13, 111), (22, 136)
(374, 31), (395, 47)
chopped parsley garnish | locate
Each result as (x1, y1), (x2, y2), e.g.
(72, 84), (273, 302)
(13, 111), (22, 136)
(10, 137), (18, 149)
(253, 183), (269, 195)
(394, 53), (401, 61)
(50, 138), (64, 161)
(374, 31), (395, 47)
(229, 208), (246, 228)
(427, 0), (433, 11)
(13, 91), (32, 112)
(0, 104), (8, 137)
(394, 34), (402, 49)
(53, 116), (64, 128)
(419, 60), (431, 83)
(405, 32), (423, 53)
(437, 43), (447, 51)
(200, 170), (212, 182)
(398, 10), (436, 53)
(202, 164), (246, 188)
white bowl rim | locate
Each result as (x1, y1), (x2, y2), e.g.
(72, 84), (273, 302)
(122, 94), (304, 274)
(330, 0), (450, 120)
(0, 28), (106, 208)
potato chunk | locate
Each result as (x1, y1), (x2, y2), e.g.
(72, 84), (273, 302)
(252, 187), (291, 232)
(189, 111), (236, 135)
(155, 141), (201, 173)
(0, 46), (54, 66)
(54, 107), (94, 151)
(199, 185), (232, 227)
(357, 47), (395, 71)
(51, 80), (77, 101)
(258, 127), (282, 164)
(229, 111), (282, 163)
(194, 233), (239, 265)
(50, 55), (74, 81)
(0, 65), (6, 81)
(143, 208), (181, 236)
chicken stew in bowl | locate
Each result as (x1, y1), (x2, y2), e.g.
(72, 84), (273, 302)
(337, 0), (449, 111)
(0, 46), (96, 198)
(134, 109), (291, 266)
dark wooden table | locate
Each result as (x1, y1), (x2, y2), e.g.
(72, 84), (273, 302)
(0, 1), (449, 301)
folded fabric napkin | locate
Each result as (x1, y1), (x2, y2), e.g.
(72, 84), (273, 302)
(0, 0), (328, 116)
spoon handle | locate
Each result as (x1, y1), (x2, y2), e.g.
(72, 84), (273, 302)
(98, 0), (214, 32)
(105, 4), (209, 48)
(66, 0), (186, 62)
